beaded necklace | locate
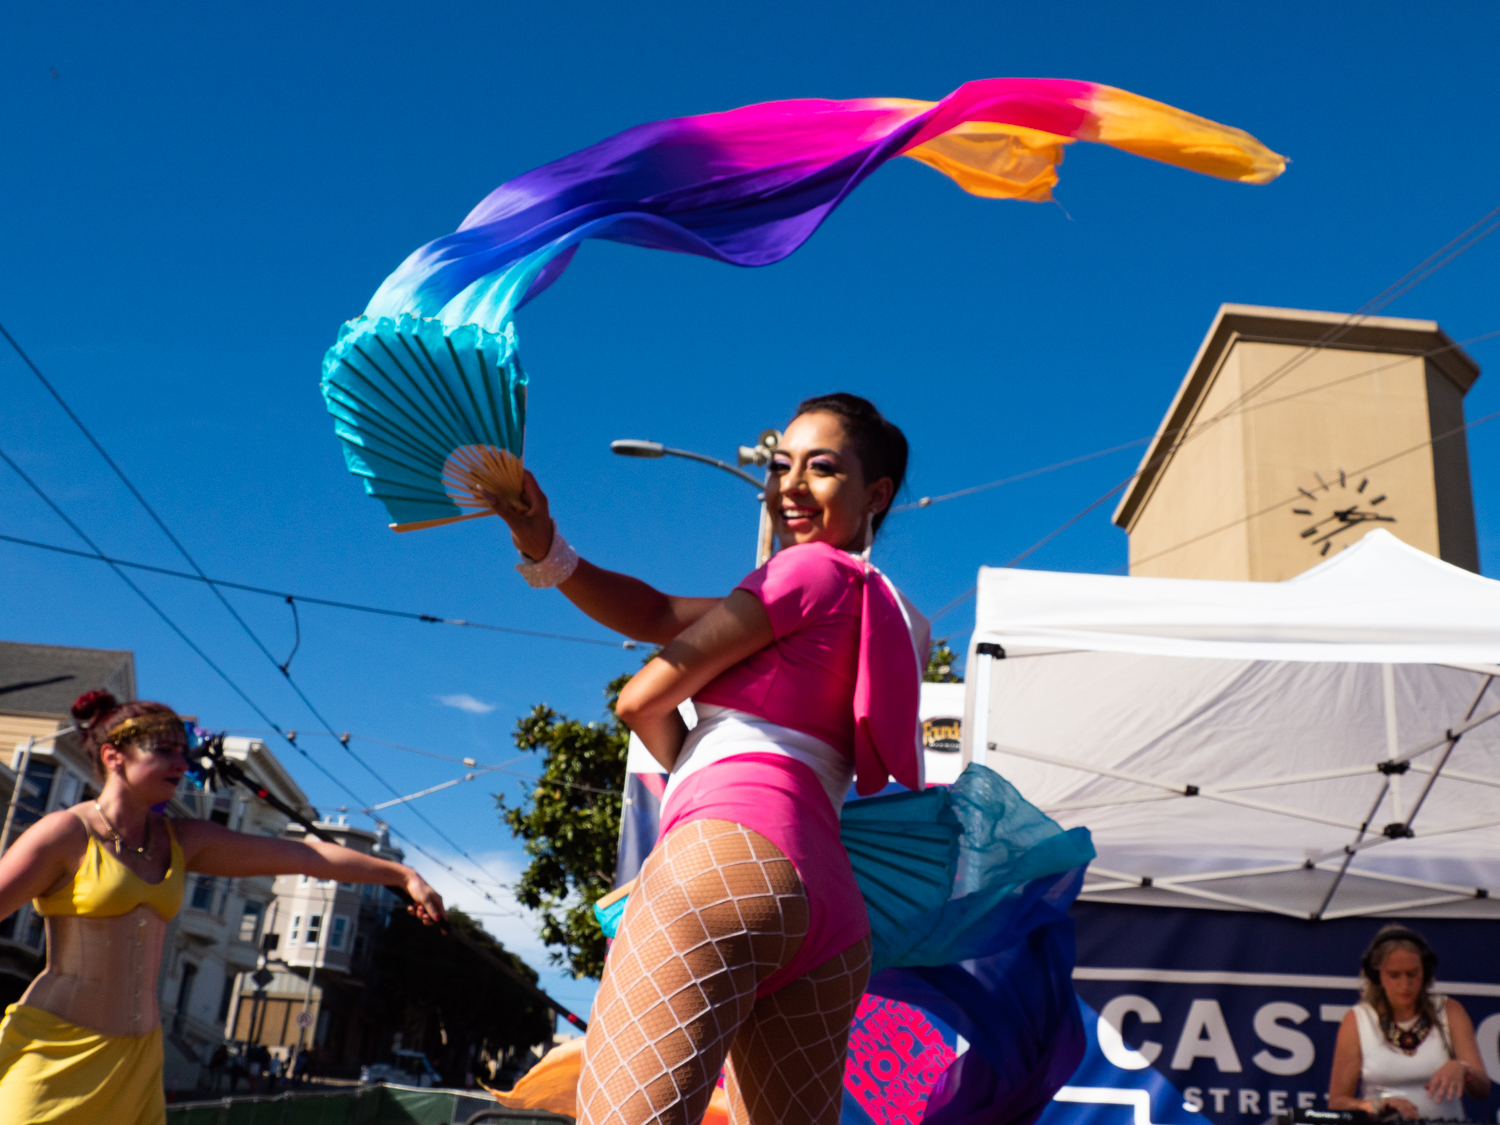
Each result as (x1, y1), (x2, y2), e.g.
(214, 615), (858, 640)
(1380, 1009), (1433, 1053)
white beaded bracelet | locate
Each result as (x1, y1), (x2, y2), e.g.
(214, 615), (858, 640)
(515, 524), (580, 588)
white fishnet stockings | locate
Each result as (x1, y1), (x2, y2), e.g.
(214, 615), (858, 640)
(578, 820), (869, 1125)
(725, 937), (872, 1125)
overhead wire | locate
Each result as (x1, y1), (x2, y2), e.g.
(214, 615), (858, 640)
(908, 328), (1500, 526)
(0, 474), (590, 894)
(0, 446), (435, 866)
(923, 205), (1500, 621)
(0, 326), (526, 904)
(0, 442), (515, 910)
(0, 533), (637, 650)
(891, 437), (1152, 513)
(235, 729), (626, 798)
(1114, 406), (1500, 574)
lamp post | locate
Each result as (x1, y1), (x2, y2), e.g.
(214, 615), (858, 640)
(289, 878), (334, 1079)
(611, 431), (781, 566)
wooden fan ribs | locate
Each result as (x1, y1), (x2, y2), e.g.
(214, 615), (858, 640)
(442, 445), (524, 509)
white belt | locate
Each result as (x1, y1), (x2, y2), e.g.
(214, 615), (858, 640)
(663, 704), (854, 816)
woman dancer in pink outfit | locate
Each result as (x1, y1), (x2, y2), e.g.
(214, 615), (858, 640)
(487, 393), (926, 1125)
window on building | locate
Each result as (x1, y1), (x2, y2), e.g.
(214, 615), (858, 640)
(55, 773), (81, 809)
(329, 916), (349, 950)
(289, 914), (301, 944)
(210, 796), (233, 826)
(13, 761), (57, 831)
(189, 875), (216, 912)
(305, 914), (322, 946)
(238, 901), (263, 943)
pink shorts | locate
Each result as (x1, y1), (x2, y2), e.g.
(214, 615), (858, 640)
(657, 753), (870, 997)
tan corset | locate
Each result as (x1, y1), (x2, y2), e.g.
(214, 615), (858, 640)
(19, 905), (168, 1038)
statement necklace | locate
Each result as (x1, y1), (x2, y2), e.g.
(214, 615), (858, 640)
(93, 801), (151, 858)
(1380, 1009), (1432, 1053)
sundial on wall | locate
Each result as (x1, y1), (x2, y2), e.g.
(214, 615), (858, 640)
(1290, 469), (1396, 557)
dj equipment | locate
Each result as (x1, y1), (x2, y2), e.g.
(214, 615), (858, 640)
(1277, 1110), (1473, 1125)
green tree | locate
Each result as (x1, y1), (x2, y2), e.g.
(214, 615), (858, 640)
(499, 673), (629, 980)
(370, 907), (553, 1082)
(925, 638), (963, 682)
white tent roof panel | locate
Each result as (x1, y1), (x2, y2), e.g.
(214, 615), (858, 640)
(972, 531), (1500, 665)
(965, 532), (1500, 919)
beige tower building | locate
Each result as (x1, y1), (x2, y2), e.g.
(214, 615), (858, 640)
(1114, 304), (1481, 581)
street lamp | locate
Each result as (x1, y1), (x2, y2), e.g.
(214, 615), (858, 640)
(611, 431), (781, 565)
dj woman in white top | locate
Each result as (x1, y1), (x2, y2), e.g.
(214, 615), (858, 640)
(1329, 926), (1489, 1119)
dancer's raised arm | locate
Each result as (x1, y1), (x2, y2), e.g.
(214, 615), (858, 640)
(486, 471), (721, 643)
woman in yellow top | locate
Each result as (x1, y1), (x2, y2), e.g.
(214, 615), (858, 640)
(0, 691), (446, 1124)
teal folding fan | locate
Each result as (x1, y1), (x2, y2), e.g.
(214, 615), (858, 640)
(321, 314), (525, 533)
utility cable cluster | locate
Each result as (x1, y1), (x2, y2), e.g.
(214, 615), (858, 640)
(0, 323), (531, 913)
(0, 533), (635, 650)
(923, 202), (1500, 622)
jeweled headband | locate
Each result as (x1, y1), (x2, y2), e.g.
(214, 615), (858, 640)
(104, 713), (187, 746)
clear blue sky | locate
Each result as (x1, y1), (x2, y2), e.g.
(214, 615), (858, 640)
(4, 2), (1498, 1015)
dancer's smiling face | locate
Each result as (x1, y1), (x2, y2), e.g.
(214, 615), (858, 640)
(766, 411), (894, 553)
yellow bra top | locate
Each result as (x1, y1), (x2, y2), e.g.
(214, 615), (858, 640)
(34, 815), (185, 920)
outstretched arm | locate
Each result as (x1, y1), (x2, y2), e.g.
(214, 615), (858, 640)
(486, 472), (721, 644)
(175, 819), (443, 924)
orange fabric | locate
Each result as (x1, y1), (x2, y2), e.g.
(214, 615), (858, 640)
(487, 1035), (586, 1116)
(1082, 86), (1287, 184)
(486, 1037), (732, 1124)
(898, 83), (1285, 200)
(904, 122), (1073, 201)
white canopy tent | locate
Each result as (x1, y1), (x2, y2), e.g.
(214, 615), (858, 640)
(962, 530), (1500, 921)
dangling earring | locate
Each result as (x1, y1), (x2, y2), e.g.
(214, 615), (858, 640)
(857, 511), (874, 562)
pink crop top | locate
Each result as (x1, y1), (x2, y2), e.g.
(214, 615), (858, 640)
(696, 540), (926, 794)
(696, 541), (863, 755)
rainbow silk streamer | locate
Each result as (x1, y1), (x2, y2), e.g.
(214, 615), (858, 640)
(323, 78), (1284, 530)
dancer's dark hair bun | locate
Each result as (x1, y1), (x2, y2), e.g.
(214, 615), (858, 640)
(71, 690), (120, 731)
(792, 393), (908, 534)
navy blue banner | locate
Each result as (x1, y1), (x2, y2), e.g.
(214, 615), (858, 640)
(1038, 904), (1500, 1125)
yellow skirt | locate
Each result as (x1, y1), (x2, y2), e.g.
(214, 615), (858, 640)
(0, 1003), (164, 1124)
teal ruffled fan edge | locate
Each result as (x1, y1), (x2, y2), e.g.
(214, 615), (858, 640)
(320, 313), (528, 527)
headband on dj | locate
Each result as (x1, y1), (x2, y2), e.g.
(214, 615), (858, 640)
(1360, 925), (1437, 986)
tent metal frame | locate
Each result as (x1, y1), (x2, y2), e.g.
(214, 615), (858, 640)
(970, 638), (1498, 920)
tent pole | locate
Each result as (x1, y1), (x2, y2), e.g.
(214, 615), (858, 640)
(1396, 675), (1494, 836)
(968, 643), (1004, 769)
(1383, 664), (1404, 821)
(1312, 778), (1389, 920)
(1314, 674), (1494, 919)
